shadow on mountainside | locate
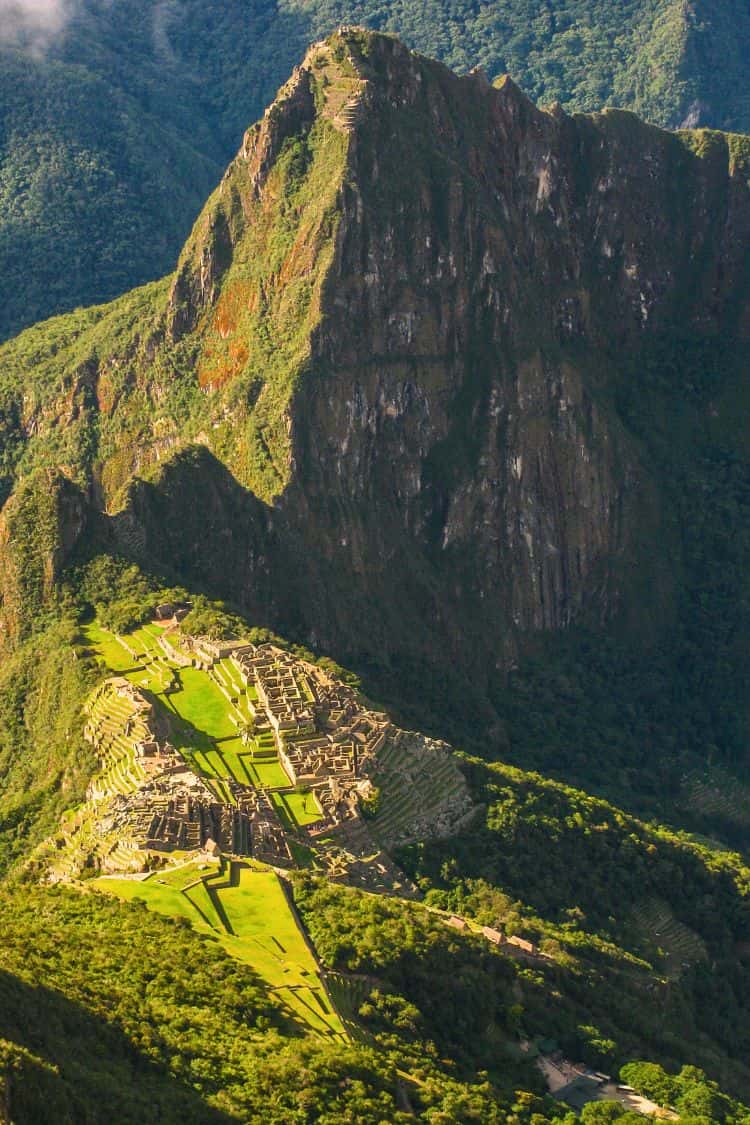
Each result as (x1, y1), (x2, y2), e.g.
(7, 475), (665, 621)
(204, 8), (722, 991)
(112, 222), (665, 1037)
(0, 969), (233, 1125)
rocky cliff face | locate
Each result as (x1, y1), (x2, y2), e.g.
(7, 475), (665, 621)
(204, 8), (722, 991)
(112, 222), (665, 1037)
(275, 32), (750, 689)
(1, 28), (750, 726)
(290, 46), (643, 674)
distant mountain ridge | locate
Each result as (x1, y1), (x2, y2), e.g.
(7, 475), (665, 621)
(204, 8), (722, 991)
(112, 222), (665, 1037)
(2, 0), (750, 339)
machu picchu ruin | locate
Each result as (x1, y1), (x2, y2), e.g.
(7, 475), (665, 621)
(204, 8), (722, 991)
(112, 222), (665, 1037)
(40, 612), (472, 887)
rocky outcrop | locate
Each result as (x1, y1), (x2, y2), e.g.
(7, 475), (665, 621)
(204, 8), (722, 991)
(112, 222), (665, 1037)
(0, 472), (88, 645)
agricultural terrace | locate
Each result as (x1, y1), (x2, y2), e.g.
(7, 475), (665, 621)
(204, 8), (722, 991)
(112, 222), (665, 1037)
(80, 622), (303, 813)
(630, 898), (707, 981)
(680, 767), (750, 839)
(84, 680), (150, 798)
(96, 859), (345, 1040)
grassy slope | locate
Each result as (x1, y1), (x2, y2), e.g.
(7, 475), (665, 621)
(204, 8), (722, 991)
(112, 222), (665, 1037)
(0, 43), (349, 506)
(96, 860), (344, 1039)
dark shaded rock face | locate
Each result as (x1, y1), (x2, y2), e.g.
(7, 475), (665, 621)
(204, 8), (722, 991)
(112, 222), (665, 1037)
(270, 34), (750, 694)
(109, 447), (281, 626)
(2, 30), (750, 727)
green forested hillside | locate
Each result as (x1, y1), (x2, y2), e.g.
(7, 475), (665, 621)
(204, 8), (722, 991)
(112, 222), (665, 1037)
(399, 757), (750, 1089)
(293, 872), (750, 1101)
(2, 0), (750, 339)
(0, 7), (222, 341)
(1, 884), (521, 1123)
(3, 774), (750, 1120)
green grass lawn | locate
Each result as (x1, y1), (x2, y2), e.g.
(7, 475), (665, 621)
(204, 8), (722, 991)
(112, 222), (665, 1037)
(129, 626), (164, 654)
(166, 667), (237, 739)
(96, 861), (345, 1039)
(142, 622), (165, 637)
(216, 742), (256, 786)
(233, 695), (255, 724)
(80, 628), (339, 1029)
(98, 872), (199, 924)
(253, 758), (292, 788)
(184, 878), (224, 930)
(272, 789), (323, 829)
(81, 623), (141, 675)
(215, 657), (243, 693)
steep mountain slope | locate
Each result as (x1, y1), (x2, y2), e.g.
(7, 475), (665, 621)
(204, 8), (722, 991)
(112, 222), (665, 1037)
(0, 5), (223, 343)
(3, 0), (750, 339)
(2, 29), (750, 812)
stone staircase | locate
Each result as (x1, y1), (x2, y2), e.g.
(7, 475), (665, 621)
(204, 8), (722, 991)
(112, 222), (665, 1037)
(335, 94), (364, 131)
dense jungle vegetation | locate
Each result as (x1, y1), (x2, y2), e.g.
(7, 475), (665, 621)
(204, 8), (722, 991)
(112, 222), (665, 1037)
(3, 873), (750, 1122)
(0, 883), (519, 1123)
